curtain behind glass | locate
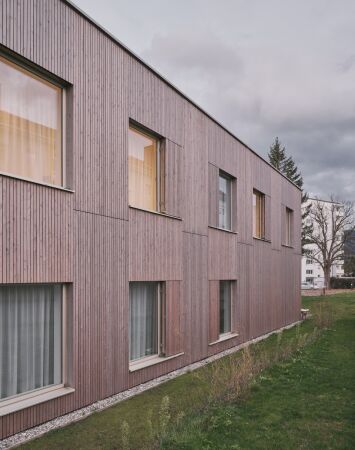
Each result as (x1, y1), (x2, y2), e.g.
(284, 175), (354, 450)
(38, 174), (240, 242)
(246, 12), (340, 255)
(219, 175), (231, 230)
(0, 56), (62, 186)
(0, 284), (62, 400)
(128, 127), (157, 211)
(219, 281), (231, 334)
(130, 282), (158, 361)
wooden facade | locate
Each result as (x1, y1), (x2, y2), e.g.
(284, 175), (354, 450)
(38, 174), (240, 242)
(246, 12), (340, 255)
(0, 0), (301, 439)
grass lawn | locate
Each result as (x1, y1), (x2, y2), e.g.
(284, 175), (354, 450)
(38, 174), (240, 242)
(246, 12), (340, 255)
(20, 292), (355, 450)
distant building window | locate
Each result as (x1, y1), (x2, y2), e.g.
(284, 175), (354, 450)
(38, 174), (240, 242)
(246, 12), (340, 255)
(0, 56), (63, 186)
(128, 125), (160, 212)
(285, 208), (293, 246)
(306, 259), (313, 264)
(306, 270), (313, 274)
(218, 172), (232, 230)
(253, 189), (265, 239)
(219, 281), (232, 335)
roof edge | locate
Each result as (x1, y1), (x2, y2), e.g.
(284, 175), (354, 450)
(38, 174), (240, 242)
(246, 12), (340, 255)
(308, 197), (342, 205)
(64, 0), (301, 191)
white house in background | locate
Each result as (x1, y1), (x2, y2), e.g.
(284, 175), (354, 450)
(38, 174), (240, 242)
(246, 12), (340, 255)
(302, 198), (344, 288)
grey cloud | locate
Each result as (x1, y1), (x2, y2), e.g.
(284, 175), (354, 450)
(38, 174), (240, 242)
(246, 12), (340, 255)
(73, 0), (355, 200)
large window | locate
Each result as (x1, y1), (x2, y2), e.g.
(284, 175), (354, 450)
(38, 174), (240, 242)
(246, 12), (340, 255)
(285, 207), (293, 246)
(129, 282), (163, 361)
(128, 125), (160, 212)
(253, 189), (265, 239)
(218, 172), (232, 230)
(219, 281), (232, 335)
(0, 284), (63, 402)
(0, 56), (63, 186)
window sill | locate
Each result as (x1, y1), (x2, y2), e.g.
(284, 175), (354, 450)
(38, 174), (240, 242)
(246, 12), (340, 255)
(0, 171), (74, 193)
(208, 225), (238, 235)
(129, 206), (182, 221)
(209, 332), (239, 346)
(281, 244), (294, 249)
(129, 352), (184, 372)
(0, 386), (75, 417)
(253, 236), (271, 243)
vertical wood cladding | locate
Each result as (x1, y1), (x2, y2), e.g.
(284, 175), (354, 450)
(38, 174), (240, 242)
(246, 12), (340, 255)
(0, 177), (72, 284)
(164, 281), (183, 356)
(208, 280), (220, 343)
(208, 228), (238, 281)
(0, 0), (301, 439)
(161, 139), (183, 218)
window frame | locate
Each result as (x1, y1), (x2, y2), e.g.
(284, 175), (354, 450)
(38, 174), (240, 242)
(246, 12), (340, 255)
(0, 54), (67, 190)
(0, 283), (68, 410)
(285, 207), (293, 247)
(219, 280), (232, 337)
(129, 281), (165, 367)
(253, 189), (265, 239)
(218, 170), (233, 231)
(128, 122), (163, 214)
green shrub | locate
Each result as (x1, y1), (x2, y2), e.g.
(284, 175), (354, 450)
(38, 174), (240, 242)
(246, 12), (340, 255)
(330, 277), (355, 289)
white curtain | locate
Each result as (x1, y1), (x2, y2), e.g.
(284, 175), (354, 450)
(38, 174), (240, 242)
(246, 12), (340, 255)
(0, 284), (62, 400)
(219, 281), (231, 334)
(219, 175), (231, 230)
(130, 282), (158, 361)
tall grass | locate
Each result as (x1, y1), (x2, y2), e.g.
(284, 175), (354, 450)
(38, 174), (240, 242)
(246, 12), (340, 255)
(120, 304), (334, 449)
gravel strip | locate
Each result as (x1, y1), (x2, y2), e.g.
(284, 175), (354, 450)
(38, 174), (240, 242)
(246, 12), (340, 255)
(0, 320), (301, 449)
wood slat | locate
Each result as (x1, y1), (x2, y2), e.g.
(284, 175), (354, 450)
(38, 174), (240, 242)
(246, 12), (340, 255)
(0, 0), (301, 439)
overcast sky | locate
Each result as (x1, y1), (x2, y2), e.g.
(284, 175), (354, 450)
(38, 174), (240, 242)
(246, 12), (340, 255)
(73, 0), (355, 201)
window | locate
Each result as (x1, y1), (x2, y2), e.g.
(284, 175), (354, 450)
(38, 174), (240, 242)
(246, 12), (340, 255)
(218, 172), (232, 230)
(306, 259), (313, 264)
(128, 125), (160, 212)
(0, 284), (64, 402)
(129, 282), (163, 361)
(0, 56), (63, 186)
(253, 189), (265, 239)
(219, 281), (232, 335)
(285, 207), (293, 246)
(306, 270), (313, 275)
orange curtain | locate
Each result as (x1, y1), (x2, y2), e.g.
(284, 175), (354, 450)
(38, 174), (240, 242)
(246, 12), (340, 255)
(128, 127), (157, 211)
(0, 56), (62, 186)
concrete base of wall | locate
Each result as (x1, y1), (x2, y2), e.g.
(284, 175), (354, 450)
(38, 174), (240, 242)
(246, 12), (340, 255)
(0, 320), (302, 449)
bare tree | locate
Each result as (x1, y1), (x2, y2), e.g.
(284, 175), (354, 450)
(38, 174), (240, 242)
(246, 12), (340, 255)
(304, 197), (355, 289)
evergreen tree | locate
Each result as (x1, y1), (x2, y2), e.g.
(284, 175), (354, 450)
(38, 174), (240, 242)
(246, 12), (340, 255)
(268, 137), (312, 254)
(268, 137), (287, 172)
